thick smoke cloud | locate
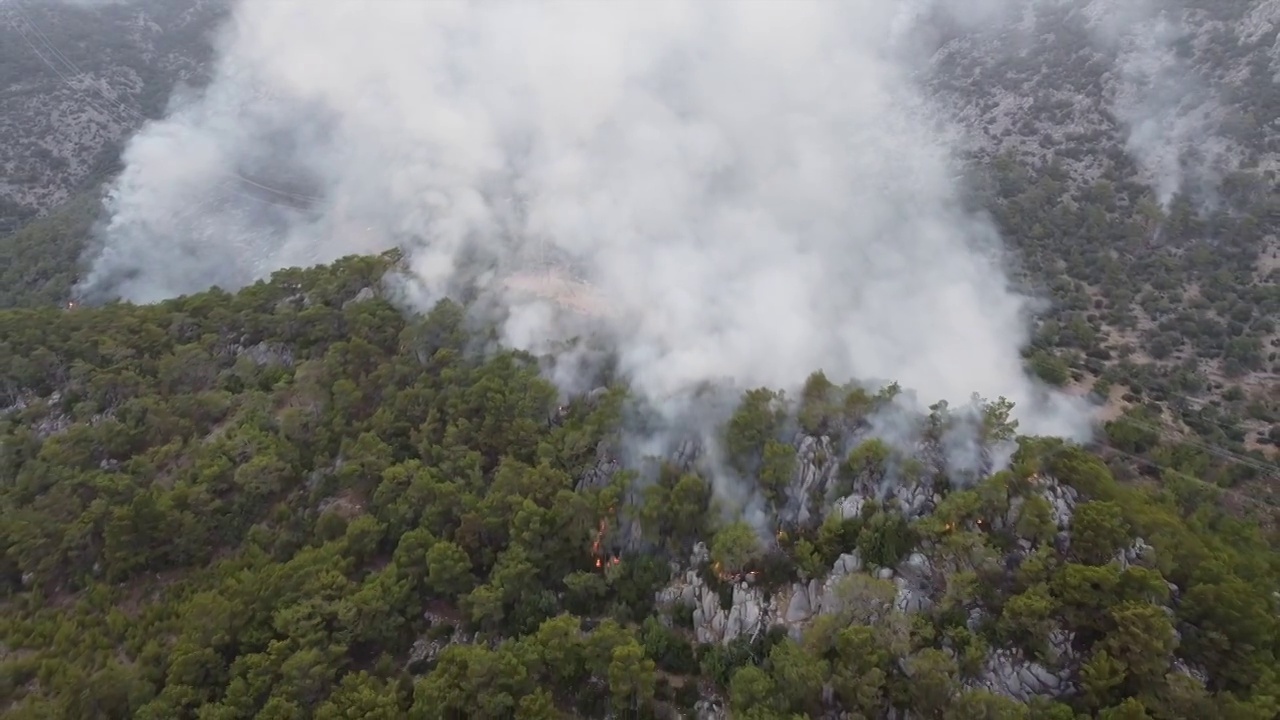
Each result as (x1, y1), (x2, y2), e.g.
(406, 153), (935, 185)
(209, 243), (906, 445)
(77, 0), (1094, 441)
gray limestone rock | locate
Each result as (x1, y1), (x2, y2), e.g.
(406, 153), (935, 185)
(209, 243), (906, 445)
(1116, 537), (1155, 570)
(782, 434), (840, 526)
(672, 437), (704, 472)
(972, 649), (1073, 702)
(341, 286), (376, 308)
(575, 440), (621, 492)
(833, 551), (864, 577)
(235, 341), (295, 367)
(695, 699), (729, 720)
(834, 492), (868, 520)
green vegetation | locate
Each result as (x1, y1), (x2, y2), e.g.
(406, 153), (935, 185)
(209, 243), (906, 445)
(0, 192), (98, 309)
(1, 254), (1277, 719)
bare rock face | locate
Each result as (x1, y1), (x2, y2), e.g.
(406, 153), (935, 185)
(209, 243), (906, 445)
(691, 541), (711, 566)
(781, 434), (841, 526)
(834, 492), (867, 520)
(658, 545), (915, 645)
(1173, 659), (1211, 687)
(576, 440), (621, 492)
(406, 607), (475, 674)
(780, 431), (946, 529)
(0, 391), (37, 418)
(971, 648), (1075, 702)
(671, 437), (705, 472)
(780, 580), (819, 626)
(694, 698), (729, 720)
(4, 390), (115, 439)
(653, 465), (1092, 707)
(1027, 475), (1079, 553)
(890, 481), (940, 520)
(234, 341), (294, 367)
(657, 567), (773, 646)
(894, 551), (936, 614)
(341, 286), (376, 308)
(1115, 537), (1155, 571)
(407, 636), (449, 672)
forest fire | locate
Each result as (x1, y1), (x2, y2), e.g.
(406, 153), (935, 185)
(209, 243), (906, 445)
(711, 561), (758, 583)
(591, 507), (620, 571)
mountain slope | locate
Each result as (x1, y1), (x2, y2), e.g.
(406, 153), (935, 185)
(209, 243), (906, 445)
(1, 254), (1277, 719)
(0, 0), (225, 227)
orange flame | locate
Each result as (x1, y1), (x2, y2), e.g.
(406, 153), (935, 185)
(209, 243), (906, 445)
(710, 558), (762, 582)
(591, 508), (614, 571)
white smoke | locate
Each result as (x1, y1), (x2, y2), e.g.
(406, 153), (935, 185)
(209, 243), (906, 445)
(77, 0), (1094, 441)
(1082, 0), (1230, 208)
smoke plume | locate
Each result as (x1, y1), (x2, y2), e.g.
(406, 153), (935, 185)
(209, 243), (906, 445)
(77, 0), (1094, 443)
(1082, 0), (1230, 208)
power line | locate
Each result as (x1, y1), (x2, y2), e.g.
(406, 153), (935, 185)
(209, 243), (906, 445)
(1092, 436), (1280, 515)
(7, 2), (323, 210)
(14, 1), (143, 123)
(1093, 413), (1280, 530)
(1106, 412), (1280, 480)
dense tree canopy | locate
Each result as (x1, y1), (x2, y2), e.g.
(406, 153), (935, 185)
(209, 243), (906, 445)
(0, 254), (1276, 719)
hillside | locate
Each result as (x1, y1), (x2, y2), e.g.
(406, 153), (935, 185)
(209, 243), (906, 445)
(1, 254), (1278, 719)
(0, 0), (225, 228)
(924, 1), (1280, 470)
(0, 3), (1279, 719)
(0, 1), (1274, 471)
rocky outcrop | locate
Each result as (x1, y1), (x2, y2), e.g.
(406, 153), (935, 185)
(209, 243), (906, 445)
(889, 481), (941, 520)
(656, 542), (943, 646)
(779, 431), (953, 528)
(576, 440), (621, 492)
(780, 434), (840, 526)
(1036, 476), (1080, 530)
(234, 340), (295, 367)
(971, 648), (1075, 702)
(893, 551), (936, 614)
(1, 390), (115, 439)
(963, 624), (1078, 702)
(1173, 659), (1211, 687)
(1115, 537), (1155, 571)
(1026, 474), (1080, 553)
(406, 605), (480, 674)
(694, 698), (729, 720)
(341, 286), (376, 308)
(656, 541), (777, 646)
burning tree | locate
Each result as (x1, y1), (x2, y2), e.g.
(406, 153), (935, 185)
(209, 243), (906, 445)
(592, 505), (621, 570)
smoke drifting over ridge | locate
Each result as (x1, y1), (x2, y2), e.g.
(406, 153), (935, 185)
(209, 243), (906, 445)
(77, 0), (1093, 440)
(1082, 0), (1230, 209)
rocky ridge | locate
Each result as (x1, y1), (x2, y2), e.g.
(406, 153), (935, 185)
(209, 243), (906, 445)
(642, 427), (1108, 707)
